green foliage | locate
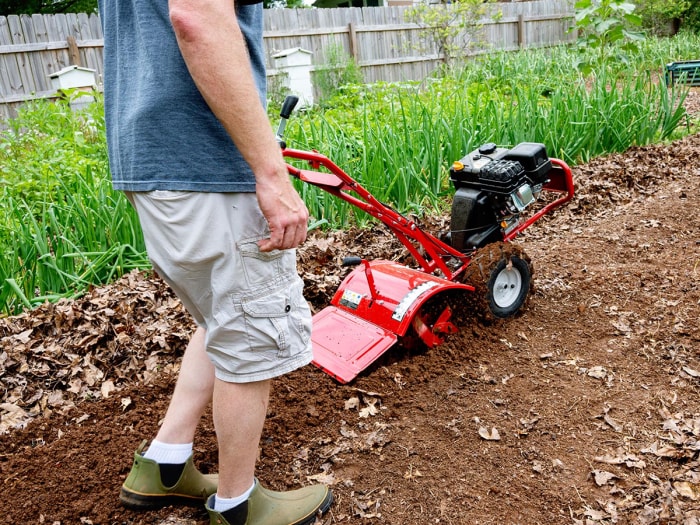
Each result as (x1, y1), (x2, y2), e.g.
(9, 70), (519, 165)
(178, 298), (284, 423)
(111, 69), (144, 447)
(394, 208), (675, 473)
(313, 43), (364, 106)
(405, 0), (499, 66)
(0, 0), (96, 15)
(679, 3), (700, 33)
(0, 95), (146, 315)
(637, 0), (688, 35)
(636, 29), (699, 69)
(573, 0), (646, 75)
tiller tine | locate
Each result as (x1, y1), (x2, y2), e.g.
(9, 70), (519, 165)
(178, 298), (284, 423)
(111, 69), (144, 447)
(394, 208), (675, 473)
(412, 305), (459, 348)
(310, 260), (473, 383)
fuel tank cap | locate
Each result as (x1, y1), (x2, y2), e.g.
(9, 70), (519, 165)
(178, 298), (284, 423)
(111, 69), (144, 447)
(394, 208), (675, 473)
(478, 142), (498, 155)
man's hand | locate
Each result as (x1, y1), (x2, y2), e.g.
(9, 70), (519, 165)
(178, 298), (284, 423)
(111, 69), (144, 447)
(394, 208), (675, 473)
(256, 171), (309, 252)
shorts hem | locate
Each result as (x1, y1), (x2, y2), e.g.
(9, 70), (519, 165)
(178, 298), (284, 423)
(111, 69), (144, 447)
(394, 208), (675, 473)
(213, 352), (313, 383)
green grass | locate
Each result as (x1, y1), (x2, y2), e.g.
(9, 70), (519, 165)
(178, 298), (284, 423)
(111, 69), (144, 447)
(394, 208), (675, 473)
(2, 32), (699, 315)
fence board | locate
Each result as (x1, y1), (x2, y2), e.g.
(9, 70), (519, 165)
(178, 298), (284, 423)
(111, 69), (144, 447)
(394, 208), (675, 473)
(0, 17), (19, 103)
(26, 14), (50, 91)
(0, 1), (574, 120)
(6, 15), (36, 96)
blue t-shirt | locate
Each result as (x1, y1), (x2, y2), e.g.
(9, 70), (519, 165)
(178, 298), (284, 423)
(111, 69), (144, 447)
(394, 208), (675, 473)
(98, 0), (266, 192)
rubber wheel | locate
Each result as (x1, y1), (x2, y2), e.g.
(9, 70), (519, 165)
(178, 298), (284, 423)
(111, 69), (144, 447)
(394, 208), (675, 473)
(461, 242), (533, 319)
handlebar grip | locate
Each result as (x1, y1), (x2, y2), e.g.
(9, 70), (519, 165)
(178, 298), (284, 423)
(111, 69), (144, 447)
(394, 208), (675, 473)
(342, 257), (362, 267)
(280, 95), (299, 119)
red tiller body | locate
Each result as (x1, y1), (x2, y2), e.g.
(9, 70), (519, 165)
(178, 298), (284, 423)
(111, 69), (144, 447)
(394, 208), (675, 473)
(283, 147), (574, 383)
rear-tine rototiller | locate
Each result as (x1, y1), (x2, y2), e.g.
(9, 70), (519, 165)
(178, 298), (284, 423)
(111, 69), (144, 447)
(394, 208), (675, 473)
(277, 96), (575, 384)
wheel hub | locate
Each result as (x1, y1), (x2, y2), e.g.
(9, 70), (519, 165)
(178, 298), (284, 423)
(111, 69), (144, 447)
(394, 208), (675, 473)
(493, 266), (523, 308)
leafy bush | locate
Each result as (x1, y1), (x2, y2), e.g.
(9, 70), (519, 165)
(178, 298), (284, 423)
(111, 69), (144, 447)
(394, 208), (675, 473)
(636, 0), (689, 35)
(573, 0), (646, 75)
(404, 0), (499, 67)
(313, 43), (364, 106)
(680, 3), (700, 33)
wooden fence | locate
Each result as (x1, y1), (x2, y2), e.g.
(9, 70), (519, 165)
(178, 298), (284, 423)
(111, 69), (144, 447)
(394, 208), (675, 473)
(265, 1), (575, 83)
(0, 0), (574, 121)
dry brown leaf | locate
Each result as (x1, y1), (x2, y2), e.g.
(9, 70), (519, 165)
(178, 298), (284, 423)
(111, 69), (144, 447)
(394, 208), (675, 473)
(359, 398), (379, 418)
(592, 470), (618, 486)
(344, 396), (360, 411)
(100, 380), (116, 399)
(478, 426), (501, 441)
(682, 366), (700, 378)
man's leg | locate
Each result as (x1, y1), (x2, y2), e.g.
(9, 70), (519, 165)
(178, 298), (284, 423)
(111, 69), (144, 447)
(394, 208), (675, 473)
(153, 326), (214, 445)
(119, 326), (219, 509)
(208, 378), (333, 525)
(213, 378), (270, 498)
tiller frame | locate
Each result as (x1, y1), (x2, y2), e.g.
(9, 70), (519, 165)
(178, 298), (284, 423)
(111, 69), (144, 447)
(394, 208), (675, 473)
(280, 101), (575, 384)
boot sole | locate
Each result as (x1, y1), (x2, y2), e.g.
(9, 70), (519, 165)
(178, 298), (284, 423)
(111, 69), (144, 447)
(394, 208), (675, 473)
(294, 489), (334, 525)
(119, 486), (208, 510)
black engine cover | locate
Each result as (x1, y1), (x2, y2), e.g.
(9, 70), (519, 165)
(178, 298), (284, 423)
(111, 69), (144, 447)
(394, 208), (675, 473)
(447, 142), (553, 252)
(450, 142), (552, 193)
(448, 187), (502, 252)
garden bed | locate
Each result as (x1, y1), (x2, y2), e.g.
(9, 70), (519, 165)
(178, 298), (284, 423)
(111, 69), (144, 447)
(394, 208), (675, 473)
(1, 129), (699, 524)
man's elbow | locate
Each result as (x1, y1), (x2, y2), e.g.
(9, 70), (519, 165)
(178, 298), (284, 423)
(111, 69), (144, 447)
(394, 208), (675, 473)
(169, 2), (206, 43)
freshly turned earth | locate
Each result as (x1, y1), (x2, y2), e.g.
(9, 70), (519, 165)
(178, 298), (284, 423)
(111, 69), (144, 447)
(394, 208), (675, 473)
(1, 94), (699, 524)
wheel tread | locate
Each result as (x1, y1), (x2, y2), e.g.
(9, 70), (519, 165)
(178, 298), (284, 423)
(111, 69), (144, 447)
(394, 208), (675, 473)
(460, 242), (533, 320)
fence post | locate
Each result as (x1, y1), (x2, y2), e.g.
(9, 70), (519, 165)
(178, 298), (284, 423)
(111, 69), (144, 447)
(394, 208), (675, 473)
(518, 14), (525, 48)
(67, 35), (81, 66)
(348, 22), (359, 62)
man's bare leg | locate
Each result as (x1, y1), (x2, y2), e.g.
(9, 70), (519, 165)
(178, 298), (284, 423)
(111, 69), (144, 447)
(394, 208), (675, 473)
(154, 325), (214, 445)
(213, 378), (270, 499)
(119, 326), (218, 509)
(205, 376), (333, 523)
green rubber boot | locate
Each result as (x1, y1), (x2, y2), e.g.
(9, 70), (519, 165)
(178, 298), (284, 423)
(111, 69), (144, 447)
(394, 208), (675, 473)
(119, 440), (218, 510)
(205, 479), (333, 525)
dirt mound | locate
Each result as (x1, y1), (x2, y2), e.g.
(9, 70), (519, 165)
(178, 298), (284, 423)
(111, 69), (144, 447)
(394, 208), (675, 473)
(1, 133), (699, 525)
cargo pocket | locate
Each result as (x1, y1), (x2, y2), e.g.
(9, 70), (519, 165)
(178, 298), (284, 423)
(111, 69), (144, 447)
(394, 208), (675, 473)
(241, 279), (310, 359)
(237, 238), (290, 289)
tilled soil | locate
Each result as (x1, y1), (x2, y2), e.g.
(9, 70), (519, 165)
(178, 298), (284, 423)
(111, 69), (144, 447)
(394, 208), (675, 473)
(1, 129), (699, 525)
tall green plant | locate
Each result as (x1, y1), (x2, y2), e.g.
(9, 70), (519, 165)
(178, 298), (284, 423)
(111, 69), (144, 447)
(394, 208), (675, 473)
(313, 43), (364, 106)
(0, 96), (147, 315)
(573, 0), (646, 75)
(405, 0), (499, 67)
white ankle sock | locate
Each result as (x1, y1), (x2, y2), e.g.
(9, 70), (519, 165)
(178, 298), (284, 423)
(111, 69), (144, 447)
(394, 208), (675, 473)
(214, 482), (256, 513)
(142, 440), (193, 464)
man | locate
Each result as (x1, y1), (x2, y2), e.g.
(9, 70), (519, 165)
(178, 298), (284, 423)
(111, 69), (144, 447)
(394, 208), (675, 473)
(97, 1), (332, 524)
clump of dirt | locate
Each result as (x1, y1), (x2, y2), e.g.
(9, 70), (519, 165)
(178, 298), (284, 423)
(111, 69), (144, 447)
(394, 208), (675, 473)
(1, 130), (699, 525)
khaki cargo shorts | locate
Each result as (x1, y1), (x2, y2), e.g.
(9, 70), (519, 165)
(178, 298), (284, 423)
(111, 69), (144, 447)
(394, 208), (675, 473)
(126, 191), (313, 383)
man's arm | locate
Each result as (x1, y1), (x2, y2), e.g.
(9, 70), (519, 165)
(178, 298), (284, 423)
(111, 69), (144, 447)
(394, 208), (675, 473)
(168, 0), (308, 251)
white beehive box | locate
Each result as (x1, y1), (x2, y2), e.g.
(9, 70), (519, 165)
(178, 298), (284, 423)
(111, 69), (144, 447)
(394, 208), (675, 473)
(49, 65), (97, 91)
(48, 65), (97, 110)
(273, 47), (312, 68)
(273, 48), (314, 106)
